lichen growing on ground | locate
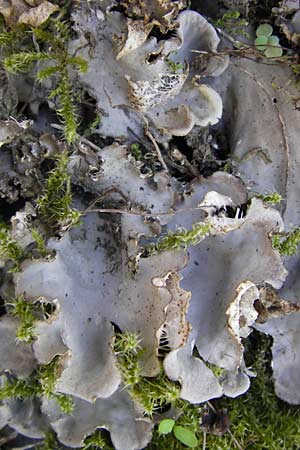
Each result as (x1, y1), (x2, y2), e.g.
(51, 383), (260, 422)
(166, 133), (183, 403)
(1, 0), (300, 449)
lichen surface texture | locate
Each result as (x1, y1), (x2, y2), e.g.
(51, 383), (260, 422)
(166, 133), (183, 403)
(1, 1), (300, 449)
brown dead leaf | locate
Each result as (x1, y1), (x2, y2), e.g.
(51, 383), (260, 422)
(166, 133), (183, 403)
(255, 286), (300, 323)
(18, 1), (58, 27)
(0, 0), (58, 28)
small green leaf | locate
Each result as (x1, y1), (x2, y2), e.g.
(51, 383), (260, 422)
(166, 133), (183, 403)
(268, 35), (280, 45)
(256, 23), (273, 37)
(158, 419), (175, 435)
(265, 46), (283, 58)
(173, 426), (198, 448)
(255, 36), (268, 50)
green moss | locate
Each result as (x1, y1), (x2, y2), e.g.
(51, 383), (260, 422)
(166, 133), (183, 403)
(2, 17), (87, 143)
(83, 429), (113, 450)
(37, 356), (74, 414)
(272, 226), (300, 256)
(7, 296), (37, 342)
(204, 335), (300, 450)
(36, 151), (81, 230)
(31, 228), (49, 257)
(166, 60), (184, 73)
(113, 332), (181, 416)
(144, 223), (211, 256)
(147, 333), (300, 450)
(0, 356), (74, 414)
(0, 222), (25, 271)
(213, 11), (249, 37)
(6, 296), (56, 343)
(257, 191), (282, 205)
(37, 431), (60, 450)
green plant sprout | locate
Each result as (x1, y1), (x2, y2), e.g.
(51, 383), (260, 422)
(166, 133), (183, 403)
(0, 222), (25, 271)
(83, 429), (113, 450)
(255, 24), (283, 58)
(36, 151), (81, 230)
(144, 222), (211, 256)
(0, 356), (74, 414)
(272, 226), (300, 256)
(6, 296), (37, 342)
(3, 19), (87, 143)
(37, 431), (61, 450)
(257, 191), (282, 205)
(159, 419), (198, 448)
(130, 142), (143, 161)
(148, 333), (300, 450)
(31, 228), (49, 257)
(166, 59), (185, 73)
(84, 113), (102, 137)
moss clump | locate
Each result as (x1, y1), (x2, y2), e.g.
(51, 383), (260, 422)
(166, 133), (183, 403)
(83, 429), (113, 450)
(0, 356), (74, 414)
(31, 228), (49, 257)
(36, 151), (81, 230)
(6, 296), (38, 342)
(202, 334), (300, 450)
(0, 222), (25, 271)
(113, 332), (181, 416)
(257, 191), (282, 205)
(6, 296), (56, 342)
(2, 17), (87, 143)
(272, 227), (300, 256)
(144, 222), (211, 256)
(147, 333), (300, 450)
(37, 431), (60, 450)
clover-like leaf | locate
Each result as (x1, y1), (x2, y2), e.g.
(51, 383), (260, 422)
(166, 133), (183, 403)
(256, 23), (273, 37)
(158, 419), (175, 435)
(255, 36), (268, 51)
(265, 46), (283, 58)
(268, 35), (280, 45)
(173, 426), (198, 448)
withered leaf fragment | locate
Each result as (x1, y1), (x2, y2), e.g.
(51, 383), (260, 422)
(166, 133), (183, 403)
(0, 0), (58, 28)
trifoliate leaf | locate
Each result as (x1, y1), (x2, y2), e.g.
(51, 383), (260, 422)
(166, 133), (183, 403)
(256, 23), (273, 37)
(158, 419), (175, 435)
(173, 426), (198, 448)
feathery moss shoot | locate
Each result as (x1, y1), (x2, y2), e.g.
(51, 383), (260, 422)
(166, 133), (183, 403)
(6, 296), (56, 342)
(31, 228), (49, 257)
(0, 356), (74, 414)
(145, 222), (211, 255)
(113, 332), (181, 416)
(36, 151), (81, 230)
(0, 223), (25, 271)
(272, 226), (300, 256)
(7, 296), (37, 342)
(3, 19), (87, 143)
